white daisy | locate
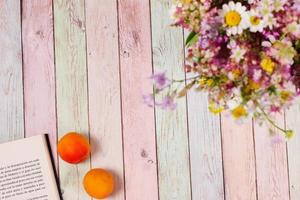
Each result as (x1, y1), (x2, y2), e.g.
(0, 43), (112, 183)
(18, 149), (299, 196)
(221, 1), (249, 36)
(248, 10), (266, 32)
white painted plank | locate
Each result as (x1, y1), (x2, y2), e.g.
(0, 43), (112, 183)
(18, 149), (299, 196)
(0, 0), (24, 143)
(151, 1), (191, 199)
(187, 91), (225, 200)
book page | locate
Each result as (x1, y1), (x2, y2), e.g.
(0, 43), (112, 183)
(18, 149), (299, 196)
(0, 135), (60, 200)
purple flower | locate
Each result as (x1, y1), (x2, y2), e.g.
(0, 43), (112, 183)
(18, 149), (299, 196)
(159, 96), (177, 110)
(271, 134), (284, 144)
(142, 94), (155, 107)
(150, 72), (170, 90)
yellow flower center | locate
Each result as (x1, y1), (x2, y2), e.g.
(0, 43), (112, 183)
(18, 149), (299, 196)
(225, 11), (241, 27)
(232, 105), (247, 119)
(232, 69), (241, 78)
(280, 91), (292, 101)
(250, 16), (260, 26)
(206, 79), (214, 87)
(181, 0), (192, 3)
(261, 57), (275, 74)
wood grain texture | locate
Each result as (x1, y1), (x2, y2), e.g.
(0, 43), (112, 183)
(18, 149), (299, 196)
(85, 0), (125, 199)
(286, 104), (300, 199)
(53, 0), (90, 199)
(254, 115), (289, 200)
(22, 0), (57, 167)
(221, 117), (257, 200)
(150, 1), (191, 199)
(187, 93), (224, 199)
(0, 0), (24, 143)
(118, 0), (159, 199)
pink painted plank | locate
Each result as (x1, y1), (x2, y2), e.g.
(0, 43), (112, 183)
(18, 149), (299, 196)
(286, 104), (300, 199)
(221, 117), (257, 200)
(85, 0), (125, 199)
(22, 0), (57, 168)
(254, 115), (289, 200)
(0, 0), (24, 143)
(118, 0), (159, 199)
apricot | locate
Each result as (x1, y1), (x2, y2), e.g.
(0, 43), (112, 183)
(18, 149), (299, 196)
(57, 132), (90, 164)
(83, 168), (115, 199)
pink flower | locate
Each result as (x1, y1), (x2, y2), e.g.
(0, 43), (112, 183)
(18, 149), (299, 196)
(142, 94), (155, 107)
(271, 134), (284, 144)
(270, 105), (280, 113)
(159, 96), (177, 110)
(150, 72), (170, 90)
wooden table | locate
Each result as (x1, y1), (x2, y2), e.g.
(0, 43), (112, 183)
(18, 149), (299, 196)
(1, 1), (300, 200)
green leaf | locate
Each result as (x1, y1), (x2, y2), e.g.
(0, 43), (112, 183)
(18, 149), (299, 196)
(267, 85), (277, 95)
(185, 31), (198, 47)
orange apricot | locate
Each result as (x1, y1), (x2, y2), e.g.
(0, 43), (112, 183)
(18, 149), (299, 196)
(83, 168), (115, 199)
(57, 132), (90, 164)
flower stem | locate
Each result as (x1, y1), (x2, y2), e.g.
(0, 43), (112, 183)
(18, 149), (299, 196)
(254, 101), (287, 134)
(172, 75), (200, 83)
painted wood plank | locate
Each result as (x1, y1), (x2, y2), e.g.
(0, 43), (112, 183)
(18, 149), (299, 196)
(53, 0), (90, 199)
(150, 1), (191, 199)
(0, 0), (24, 143)
(221, 117), (257, 200)
(85, 0), (125, 199)
(187, 93), (224, 199)
(286, 104), (300, 199)
(22, 0), (57, 168)
(118, 0), (159, 199)
(254, 115), (289, 200)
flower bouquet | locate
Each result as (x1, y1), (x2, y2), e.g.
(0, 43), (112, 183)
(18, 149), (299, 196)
(144, 0), (300, 138)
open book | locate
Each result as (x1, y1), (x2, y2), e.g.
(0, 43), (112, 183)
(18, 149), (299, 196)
(0, 135), (61, 200)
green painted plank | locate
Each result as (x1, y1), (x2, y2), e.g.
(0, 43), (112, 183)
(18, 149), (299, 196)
(53, 0), (90, 199)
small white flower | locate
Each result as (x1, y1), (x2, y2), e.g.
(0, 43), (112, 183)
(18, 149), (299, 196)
(201, 50), (214, 63)
(230, 46), (247, 63)
(228, 72), (235, 80)
(248, 10), (266, 32)
(227, 95), (243, 110)
(258, 0), (274, 16)
(273, 0), (286, 12)
(220, 1), (249, 36)
(263, 14), (277, 30)
(262, 41), (272, 47)
(253, 69), (262, 82)
(285, 22), (300, 38)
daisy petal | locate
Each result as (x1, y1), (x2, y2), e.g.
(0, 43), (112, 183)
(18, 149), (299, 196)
(232, 26), (238, 34)
(229, 1), (235, 10)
